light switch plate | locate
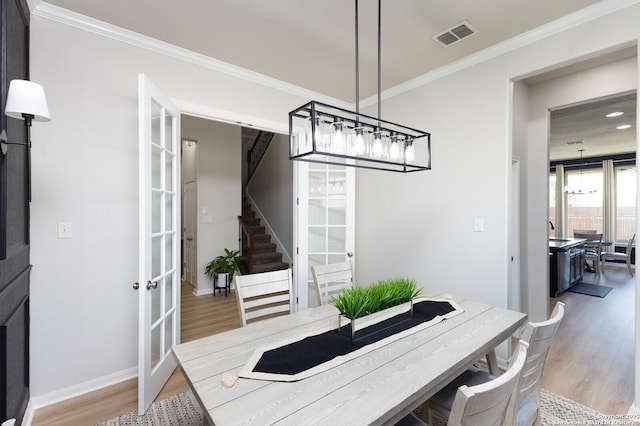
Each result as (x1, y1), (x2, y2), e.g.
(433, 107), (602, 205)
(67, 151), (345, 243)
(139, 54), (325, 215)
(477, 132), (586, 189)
(58, 222), (73, 239)
(473, 218), (484, 232)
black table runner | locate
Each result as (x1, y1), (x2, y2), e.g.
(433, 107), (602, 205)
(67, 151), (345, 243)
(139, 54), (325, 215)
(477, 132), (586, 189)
(238, 298), (464, 382)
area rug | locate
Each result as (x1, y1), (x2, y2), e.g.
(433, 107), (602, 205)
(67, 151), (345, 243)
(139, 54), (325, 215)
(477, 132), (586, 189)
(568, 282), (613, 298)
(96, 388), (636, 425)
(96, 390), (204, 426)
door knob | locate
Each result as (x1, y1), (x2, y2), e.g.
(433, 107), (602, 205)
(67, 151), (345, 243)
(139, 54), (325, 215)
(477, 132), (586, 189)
(146, 281), (158, 290)
(347, 252), (354, 258)
(133, 282), (139, 290)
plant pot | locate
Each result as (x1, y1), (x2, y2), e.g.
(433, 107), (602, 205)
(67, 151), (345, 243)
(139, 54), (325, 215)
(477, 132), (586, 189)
(215, 272), (229, 289)
(338, 300), (414, 342)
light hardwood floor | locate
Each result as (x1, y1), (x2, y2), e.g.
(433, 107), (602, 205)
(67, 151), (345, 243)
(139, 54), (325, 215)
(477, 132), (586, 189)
(31, 283), (240, 426)
(31, 267), (635, 424)
(544, 263), (635, 414)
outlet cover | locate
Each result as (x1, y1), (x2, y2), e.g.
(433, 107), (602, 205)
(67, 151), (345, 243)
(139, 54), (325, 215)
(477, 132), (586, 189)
(58, 222), (73, 239)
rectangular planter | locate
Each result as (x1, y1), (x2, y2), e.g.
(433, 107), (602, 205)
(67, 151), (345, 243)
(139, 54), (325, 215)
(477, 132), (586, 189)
(338, 300), (414, 342)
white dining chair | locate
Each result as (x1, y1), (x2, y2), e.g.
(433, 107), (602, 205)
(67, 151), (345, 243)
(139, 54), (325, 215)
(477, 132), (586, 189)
(601, 233), (635, 276)
(426, 302), (565, 426)
(234, 268), (293, 326)
(574, 232), (603, 275)
(311, 260), (354, 306)
(421, 340), (528, 426)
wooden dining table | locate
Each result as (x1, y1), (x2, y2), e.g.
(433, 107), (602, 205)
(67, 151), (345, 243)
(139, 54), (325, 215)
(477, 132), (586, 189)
(172, 297), (527, 426)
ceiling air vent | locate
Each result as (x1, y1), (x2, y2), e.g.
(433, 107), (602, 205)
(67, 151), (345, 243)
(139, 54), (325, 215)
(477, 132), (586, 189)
(433, 21), (477, 47)
(566, 140), (584, 145)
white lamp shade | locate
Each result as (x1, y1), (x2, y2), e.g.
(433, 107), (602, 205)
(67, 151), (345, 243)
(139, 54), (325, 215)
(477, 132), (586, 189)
(5, 79), (51, 122)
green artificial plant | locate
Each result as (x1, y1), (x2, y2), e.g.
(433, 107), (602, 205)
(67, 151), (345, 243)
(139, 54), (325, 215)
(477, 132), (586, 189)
(330, 277), (421, 320)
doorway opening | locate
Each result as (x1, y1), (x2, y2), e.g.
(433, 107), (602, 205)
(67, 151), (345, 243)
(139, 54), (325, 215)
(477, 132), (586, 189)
(511, 46), (637, 413)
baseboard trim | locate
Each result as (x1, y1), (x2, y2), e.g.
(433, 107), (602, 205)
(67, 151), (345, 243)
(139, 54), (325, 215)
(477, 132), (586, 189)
(193, 287), (213, 296)
(193, 285), (236, 297)
(627, 403), (640, 423)
(22, 367), (137, 426)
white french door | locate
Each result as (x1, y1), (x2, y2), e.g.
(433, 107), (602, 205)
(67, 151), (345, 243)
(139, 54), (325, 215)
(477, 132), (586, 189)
(183, 180), (197, 286)
(137, 74), (181, 414)
(295, 161), (355, 309)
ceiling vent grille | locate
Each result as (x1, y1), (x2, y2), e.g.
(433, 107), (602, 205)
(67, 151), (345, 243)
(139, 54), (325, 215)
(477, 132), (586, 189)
(433, 21), (477, 47)
(566, 140), (584, 145)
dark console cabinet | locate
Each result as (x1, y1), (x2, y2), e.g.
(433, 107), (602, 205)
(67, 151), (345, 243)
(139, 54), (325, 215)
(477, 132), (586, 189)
(0, 0), (31, 423)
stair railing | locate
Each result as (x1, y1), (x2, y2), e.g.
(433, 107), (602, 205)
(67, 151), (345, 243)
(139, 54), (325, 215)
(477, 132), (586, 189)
(247, 131), (274, 181)
(238, 217), (255, 272)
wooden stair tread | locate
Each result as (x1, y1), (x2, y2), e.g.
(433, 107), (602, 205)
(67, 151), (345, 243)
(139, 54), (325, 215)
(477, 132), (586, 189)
(251, 262), (289, 273)
(241, 200), (288, 274)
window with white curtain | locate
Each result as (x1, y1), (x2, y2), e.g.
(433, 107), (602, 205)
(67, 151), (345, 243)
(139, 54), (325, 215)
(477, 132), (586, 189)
(565, 168), (603, 233)
(549, 174), (556, 237)
(616, 166), (636, 240)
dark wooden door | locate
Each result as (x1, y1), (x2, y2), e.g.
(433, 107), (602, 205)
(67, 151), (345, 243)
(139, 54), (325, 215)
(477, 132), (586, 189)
(0, 0), (30, 423)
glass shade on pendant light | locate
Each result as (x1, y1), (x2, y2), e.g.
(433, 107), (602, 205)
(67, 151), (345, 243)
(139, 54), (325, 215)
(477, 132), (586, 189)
(371, 127), (384, 159)
(404, 137), (415, 163)
(388, 132), (402, 161)
(289, 101), (430, 172)
(331, 117), (346, 154)
(353, 123), (367, 155)
(302, 113), (328, 154)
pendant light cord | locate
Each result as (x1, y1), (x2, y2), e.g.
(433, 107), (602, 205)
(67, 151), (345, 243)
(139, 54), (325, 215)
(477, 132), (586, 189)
(355, 0), (360, 117)
(377, 0), (382, 123)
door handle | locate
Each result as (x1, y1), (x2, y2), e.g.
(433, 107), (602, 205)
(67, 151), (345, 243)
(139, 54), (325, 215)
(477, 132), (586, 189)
(186, 237), (193, 241)
(133, 282), (139, 290)
(347, 252), (354, 258)
(146, 281), (158, 290)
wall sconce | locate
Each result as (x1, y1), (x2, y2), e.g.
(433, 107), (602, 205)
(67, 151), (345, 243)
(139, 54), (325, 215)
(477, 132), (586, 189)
(2, 79), (51, 201)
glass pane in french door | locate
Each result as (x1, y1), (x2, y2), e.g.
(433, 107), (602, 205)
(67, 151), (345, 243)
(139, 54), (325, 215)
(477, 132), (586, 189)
(307, 162), (348, 306)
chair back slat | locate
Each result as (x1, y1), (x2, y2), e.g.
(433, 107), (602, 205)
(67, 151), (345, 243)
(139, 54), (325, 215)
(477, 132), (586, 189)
(574, 232), (603, 274)
(311, 261), (354, 306)
(516, 302), (565, 408)
(234, 269), (293, 326)
(448, 340), (529, 426)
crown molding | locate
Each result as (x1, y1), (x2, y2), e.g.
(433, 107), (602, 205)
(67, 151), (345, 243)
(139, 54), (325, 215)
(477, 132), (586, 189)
(361, 0), (640, 108)
(32, 0), (639, 111)
(32, 2), (350, 110)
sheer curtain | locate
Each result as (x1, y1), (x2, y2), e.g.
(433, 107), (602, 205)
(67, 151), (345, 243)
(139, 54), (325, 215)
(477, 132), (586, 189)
(602, 159), (616, 244)
(554, 165), (566, 237)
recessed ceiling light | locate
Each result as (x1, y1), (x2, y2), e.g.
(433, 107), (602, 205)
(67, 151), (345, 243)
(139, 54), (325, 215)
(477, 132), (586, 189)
(606, 111), (624, 118)
(617, 124), (632, 130)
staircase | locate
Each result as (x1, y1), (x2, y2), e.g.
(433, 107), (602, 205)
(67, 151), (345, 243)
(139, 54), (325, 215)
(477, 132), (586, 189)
(239, 199), (289, 274)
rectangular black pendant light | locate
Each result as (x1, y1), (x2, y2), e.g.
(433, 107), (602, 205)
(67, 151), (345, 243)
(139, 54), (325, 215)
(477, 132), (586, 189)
(288, 0), (431, 173)
(289, 101), (430, 173)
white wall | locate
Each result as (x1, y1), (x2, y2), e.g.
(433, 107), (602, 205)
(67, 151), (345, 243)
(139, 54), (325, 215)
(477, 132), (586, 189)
(356, 62), (512, 307)
(355, 3), (640, 319)
(246, 133), (294, 262)
(27, 10), (320, 402)
(27, 0), (640, 410)
(182, 115), (241, 295)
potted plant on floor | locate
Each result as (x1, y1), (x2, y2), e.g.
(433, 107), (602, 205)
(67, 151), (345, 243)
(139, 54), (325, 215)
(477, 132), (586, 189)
(205, 248), (244, 292)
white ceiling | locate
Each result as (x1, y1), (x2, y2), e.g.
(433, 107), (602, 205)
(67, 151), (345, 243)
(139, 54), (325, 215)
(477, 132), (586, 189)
(36, 0), (601, 102)
(550, 91), (636, 162)
(32, 0), (635, 160)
